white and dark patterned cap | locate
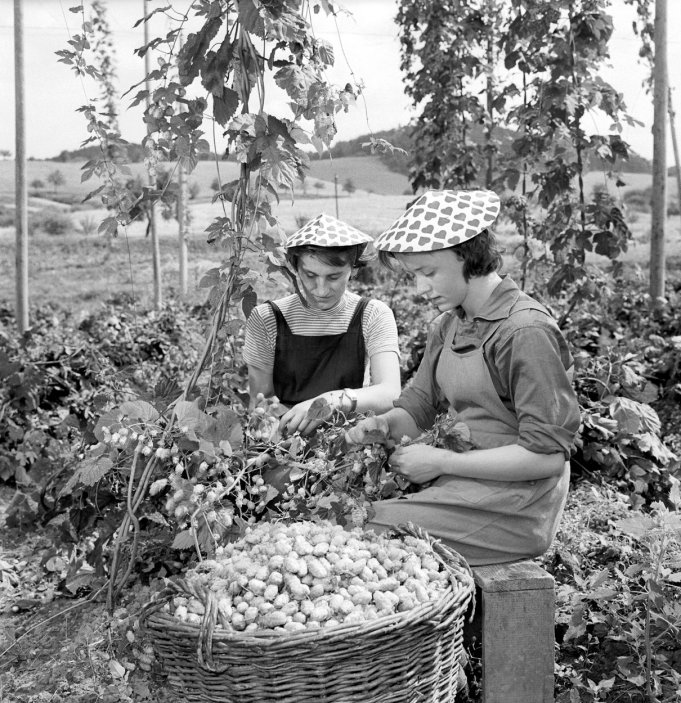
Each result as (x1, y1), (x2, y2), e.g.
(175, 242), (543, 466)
(285, 214), (373, 249)
(375, 189), (500, 253)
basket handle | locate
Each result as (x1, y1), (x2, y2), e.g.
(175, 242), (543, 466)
(140, 577), (230, 673)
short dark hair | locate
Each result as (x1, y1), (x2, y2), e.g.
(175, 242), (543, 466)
(286, 244), (373, 271)
(378, 229), (503, 281)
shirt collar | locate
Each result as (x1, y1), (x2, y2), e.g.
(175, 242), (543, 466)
(456, 275), (521, 322)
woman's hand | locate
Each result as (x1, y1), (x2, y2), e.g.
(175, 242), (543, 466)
(388, 444), (450, 484)
(278, 396), (335, 436)
(344, 415), (391, 446)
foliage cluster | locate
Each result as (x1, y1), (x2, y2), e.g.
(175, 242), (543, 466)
(395, 0), (646, 311)
(28, 208), (74, 236)
(547, 482), (681, 703)
(0, 300), (208, 494)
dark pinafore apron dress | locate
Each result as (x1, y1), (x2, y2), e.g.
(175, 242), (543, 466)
(268, 298), (369, 407)
(368, 298), (571, 566)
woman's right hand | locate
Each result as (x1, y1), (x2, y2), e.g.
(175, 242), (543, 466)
(344, 415), (391, 446)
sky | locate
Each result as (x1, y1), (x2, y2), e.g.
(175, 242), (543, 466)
(1, 0), (680, 162)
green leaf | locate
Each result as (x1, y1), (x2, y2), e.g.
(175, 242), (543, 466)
(616, 515), (657, 539)
(198, 267), (221, 289)
(62, 456), (114, 495)
(213, 88), (240, 126)
(173, 400), (211, 433)
(316, 39), (334, 66)
(120, 400), (160, 425)
(305, 397), (334, 422)
(177, 16), (223, 86)
(241, 287), (258, 318)
(238, 0), (265, 37)
(171, 530), (196, 550)
(273, 64), (317, 101)
(201, 37), (233, 96)
(97, 216), (118, 238)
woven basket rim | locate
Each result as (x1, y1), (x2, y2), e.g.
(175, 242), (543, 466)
(146, 577), (471, 649)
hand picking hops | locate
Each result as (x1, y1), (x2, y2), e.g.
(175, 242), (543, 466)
(163, 521), (460, 634)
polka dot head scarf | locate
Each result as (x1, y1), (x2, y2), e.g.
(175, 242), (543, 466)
(375, 189), (500, 253)
(285, 214), (373, 249)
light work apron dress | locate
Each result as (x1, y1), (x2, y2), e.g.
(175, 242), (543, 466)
(368, 299), (571, 566)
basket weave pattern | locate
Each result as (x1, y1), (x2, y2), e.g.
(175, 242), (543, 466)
(143, 523), (475, 703)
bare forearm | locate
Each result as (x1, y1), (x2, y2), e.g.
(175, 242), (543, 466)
(389, 442), (567, 485)
(352, 383), (400, 415)
(440, 444), (565, 481)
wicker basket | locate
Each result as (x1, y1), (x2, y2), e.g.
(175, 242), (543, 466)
(142, 522), (475, 703)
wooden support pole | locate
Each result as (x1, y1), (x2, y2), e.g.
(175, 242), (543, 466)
(334, 173), (339, 218)
(177, 31), (188, 298)
(667, 88), (681, 218)
(650, 0), (668, 309)
(144, 0), (162, 310)
(177, 157), (189, 297)
(14, 0), (29, 333)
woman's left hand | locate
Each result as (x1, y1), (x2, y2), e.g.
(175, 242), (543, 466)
(388, 444), (451, 484)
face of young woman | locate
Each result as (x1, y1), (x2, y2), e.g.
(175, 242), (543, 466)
(296, 253), (353, 310)
(396, 250), (469, 313)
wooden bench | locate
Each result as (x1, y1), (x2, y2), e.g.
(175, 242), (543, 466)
(468, 561), (555, 703)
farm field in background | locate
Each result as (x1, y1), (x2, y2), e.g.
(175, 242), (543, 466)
(0, 154), (412, 204)
(1, 167), (681, 314)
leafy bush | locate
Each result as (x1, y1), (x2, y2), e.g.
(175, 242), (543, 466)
(623, 188), (651, 213)
(0, 204), (14, 227)
(78, 214), (99, 235)
(30, 208), (74, 235)
(0, 300), (209, 489)
(548, 482), (681, 702)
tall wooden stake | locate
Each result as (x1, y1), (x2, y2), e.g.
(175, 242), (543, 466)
(14, 0), (28, 333)
(333, 174), (339, 218)
(667, 87), (681, 219)
(485, 0), (496, 189)
(650, 0), (668, 309)
(177, 32), (188, 297)
(144, 0), (162, 309)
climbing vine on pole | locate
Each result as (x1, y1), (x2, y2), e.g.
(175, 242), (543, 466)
(58, 0), (362, 608)
(396, 0), (638, 307)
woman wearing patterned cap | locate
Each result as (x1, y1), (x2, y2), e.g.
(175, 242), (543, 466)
(244, 214), (401, 436)
(346, 190), (580, 566)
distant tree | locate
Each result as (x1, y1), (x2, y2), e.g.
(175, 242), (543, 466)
(0, 149), (11, 159)
(210, 177), (220, 192)
(342, 178), (356, 195)
(47, 170), (66, 194)
(313, 181), (325, 191)
(30, 179), (45, 190)
(188, 181), (200, 200)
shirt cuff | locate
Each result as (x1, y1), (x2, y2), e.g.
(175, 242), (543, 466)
(393, 387), (438, 433)
(517, 420), (576, 459)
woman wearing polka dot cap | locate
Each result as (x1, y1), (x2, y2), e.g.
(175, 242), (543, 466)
(244, 214), (401, 436)
(346, 189), (580, 566)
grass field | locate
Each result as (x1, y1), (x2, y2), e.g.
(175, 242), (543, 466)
(0, 155), (411, 203)
(1, 157), (681, 317)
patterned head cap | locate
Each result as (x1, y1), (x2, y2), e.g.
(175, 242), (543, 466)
(375, 189), (501, 253)
(285, 214), (373, 249)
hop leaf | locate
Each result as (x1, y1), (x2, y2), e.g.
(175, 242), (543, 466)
(305, 397), (334, 422)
